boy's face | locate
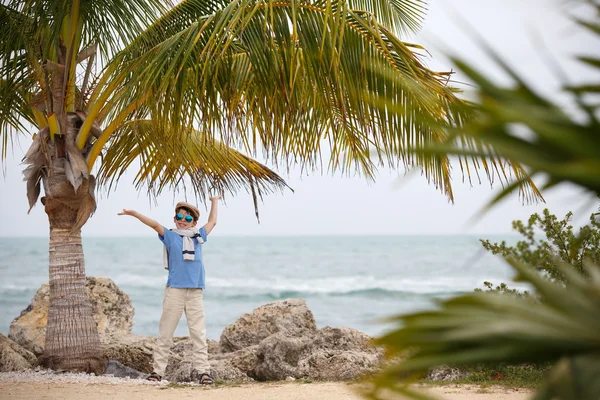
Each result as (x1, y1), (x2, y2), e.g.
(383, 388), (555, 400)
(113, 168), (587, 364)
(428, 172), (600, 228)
(174, 208), (198, 229)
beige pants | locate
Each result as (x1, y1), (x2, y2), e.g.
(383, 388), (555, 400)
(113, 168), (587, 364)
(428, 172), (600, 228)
(153, 287), (210, 376)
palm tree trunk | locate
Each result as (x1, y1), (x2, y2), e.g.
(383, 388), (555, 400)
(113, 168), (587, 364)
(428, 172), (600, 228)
(41, 227), (104, 373)
(38, 151), (104, 373)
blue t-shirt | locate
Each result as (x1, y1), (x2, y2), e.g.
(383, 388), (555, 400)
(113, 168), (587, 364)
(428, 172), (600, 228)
(158, 226), (208, 289)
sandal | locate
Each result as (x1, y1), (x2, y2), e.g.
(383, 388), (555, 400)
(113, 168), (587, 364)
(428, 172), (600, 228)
(199, 373), (214, 385)
(147, 372), (162, 382)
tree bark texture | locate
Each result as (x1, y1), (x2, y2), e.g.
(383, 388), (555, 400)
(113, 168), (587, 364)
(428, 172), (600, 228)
(40, 228), (104, 374)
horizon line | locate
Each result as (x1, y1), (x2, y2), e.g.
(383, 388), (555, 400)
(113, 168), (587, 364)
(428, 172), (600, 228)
(0, 232), (519, 238)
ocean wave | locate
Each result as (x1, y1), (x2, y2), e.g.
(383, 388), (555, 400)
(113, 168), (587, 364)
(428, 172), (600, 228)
(111, 274), (166, 288)
(207, 275), (495, 296)
(209, 287), (464, 301)
(106, 273), (514, 295)
(0, 273), (517, 299)
(0, 282), (45, 291)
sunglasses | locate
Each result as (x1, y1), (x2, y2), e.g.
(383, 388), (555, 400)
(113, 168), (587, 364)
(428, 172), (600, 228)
(175, 213), (194, 223)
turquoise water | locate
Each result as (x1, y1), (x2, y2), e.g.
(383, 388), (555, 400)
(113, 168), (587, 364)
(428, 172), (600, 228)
(0, 235), (519, 340)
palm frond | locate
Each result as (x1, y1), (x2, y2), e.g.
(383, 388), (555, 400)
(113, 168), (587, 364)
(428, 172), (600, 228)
(407, 3), (600, 202)
(0, 4), (30, 56)
(0, 4), (42, 157)
(97, 119), (291, 203)
(0, 51), (38, 158)
(345, 0), (427, 35)
(0, 76), (37, 158)
(412, 52), (600, 202)
(364, 260), (600, 400)
(112, 0), (229, 61)
(4, 0), (170, 63)
(77, 0), (171, 62)
(105, 0), (425, 65)
(365, 4), (600, 399)
(87, 0), (475, 201)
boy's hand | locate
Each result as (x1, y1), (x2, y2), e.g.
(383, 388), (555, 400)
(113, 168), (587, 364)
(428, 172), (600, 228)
(118, 209), (136, 216)
(205, 195), (222, 235)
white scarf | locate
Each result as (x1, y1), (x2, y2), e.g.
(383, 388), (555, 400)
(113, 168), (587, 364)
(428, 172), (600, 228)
(163, 228), (205, 270)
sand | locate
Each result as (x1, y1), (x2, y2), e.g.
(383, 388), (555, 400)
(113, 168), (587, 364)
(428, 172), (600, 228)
(0, 381), (533, 400)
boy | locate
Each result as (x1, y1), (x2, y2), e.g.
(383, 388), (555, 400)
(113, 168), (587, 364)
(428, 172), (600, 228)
(118, 196), (221, 384)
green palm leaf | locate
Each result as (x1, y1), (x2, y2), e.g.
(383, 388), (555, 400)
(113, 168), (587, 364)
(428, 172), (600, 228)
(0, 5), (40, 152)
(98, 119), (290, 201)
(3, 0), (169, 61)
(84, 0), (477, 201)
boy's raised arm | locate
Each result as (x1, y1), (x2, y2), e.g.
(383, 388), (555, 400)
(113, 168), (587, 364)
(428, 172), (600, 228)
(118, 209), (164, 237)
(203, 195), (222, 235)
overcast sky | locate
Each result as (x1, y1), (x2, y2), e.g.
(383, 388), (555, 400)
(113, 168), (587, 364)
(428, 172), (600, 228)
(0, 0), (598, 237)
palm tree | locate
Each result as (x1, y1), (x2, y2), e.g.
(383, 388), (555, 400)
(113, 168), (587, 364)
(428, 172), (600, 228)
(0, 0), (539, 374)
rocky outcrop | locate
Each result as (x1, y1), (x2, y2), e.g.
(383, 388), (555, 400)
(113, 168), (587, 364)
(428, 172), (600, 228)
(0, 333), (38, 372)
(9, 276), (134, 356)
(162, 300), (383, 382)
(219, 299), (317, 352)
(101, 334), (155, 374)
(254, 326), (383, 381)
(8, 278), (383, 382)
(86, 277), (134, 335)
(7, 287), (49, 355)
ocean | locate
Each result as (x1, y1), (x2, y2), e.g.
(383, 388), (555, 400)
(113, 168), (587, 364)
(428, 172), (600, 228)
(0, 235), (520, 340)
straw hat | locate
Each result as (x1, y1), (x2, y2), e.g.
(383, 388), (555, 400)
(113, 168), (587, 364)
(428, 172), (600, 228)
(175, 202), (200, 219)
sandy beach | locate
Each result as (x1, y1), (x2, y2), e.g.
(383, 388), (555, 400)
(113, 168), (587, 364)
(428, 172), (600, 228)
(0, 381), (533, 400)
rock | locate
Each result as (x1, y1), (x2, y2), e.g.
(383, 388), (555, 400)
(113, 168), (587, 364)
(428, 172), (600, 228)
(311, 327), (383, 380)
(311, 326), (375, 351)
(298, 326), (383, 380)
(254, 333), (312, 380)
(96, 301), (382, 382)
(0, 333), (38, 372)
(208, 339), (220, 355)
(254, 326), (383, 381)
(7, 285), (384, 383)
(164, 360), (193, 382)
(9, 276), (134, 355)
(101, 334), (155, 374)
(426, 366), (466, 381)
(104, 335), (234, 381)
(220, 299), (317, 353)
(298, 350), (380, 380)
(169, 337), (193, 360)
(163, 337), (253, 382)
(105, 359), (144, 379)
(209, 360), (251, 382)
(169, 336), (219, 359)
(8, 288), (48, 355)
(215, 301), (383, 381)
(224, 345), (259, 376)
(165, 358), (251, 383)
(86, 277), (134, 335)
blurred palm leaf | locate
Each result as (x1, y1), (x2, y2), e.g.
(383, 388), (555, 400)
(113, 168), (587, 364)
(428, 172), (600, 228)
(364, 2), (600, 400)
(365, 260), (600, 400)
(411, 4), (600, 203)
